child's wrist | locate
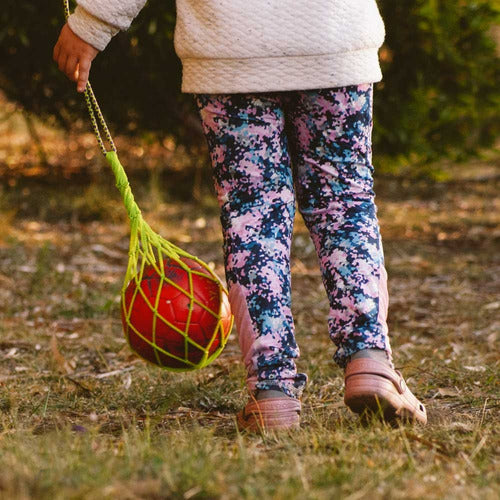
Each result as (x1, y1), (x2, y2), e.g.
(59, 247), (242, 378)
(68, 5), (119, 52)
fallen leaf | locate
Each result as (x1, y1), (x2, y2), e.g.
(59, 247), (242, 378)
(447, 422), (474, 433)
(464, 365), (486, 372)
(50, 335), (74, 374)
(483, 301), (500, 310)
(123, 373), (132, 390)
(184, 486), (202, 499)
(4, 348), (18, 359)
(435, 387), (459, 398)
(90, 244), (125, 261)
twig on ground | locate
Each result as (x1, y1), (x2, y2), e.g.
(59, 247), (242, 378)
(94, 366), (136, 379)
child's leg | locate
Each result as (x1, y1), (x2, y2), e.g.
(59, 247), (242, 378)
(195, 93), (307, 399)
(287, 84), (392, 369)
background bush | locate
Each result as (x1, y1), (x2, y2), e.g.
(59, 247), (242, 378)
(376, 0), (500, 165)
(1, 0), (499, 170)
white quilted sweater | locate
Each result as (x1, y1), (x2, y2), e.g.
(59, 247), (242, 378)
(68, 0), (385, 93)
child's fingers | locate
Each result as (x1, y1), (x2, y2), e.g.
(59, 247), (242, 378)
(57, 53), (69, 73)
(65, 56), (79, 82)
(77, 58), (91, 93)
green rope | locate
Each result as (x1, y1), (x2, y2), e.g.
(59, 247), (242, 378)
(105, 151), (141, 223)
(62, 0), (233, 371)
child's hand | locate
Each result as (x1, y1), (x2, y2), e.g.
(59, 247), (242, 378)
(53, 24), (99, 93)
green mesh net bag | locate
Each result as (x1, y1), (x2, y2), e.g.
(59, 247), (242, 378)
(63, 2), (233, 371)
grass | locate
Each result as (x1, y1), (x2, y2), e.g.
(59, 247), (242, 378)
(0, 104), (499, 498)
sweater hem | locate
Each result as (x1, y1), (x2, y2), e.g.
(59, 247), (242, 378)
(180, 48), (383, 94)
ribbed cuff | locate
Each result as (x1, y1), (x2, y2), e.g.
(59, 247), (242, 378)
(68, 6), (119, 51)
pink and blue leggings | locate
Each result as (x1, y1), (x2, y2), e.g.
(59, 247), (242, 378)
(195, 84), (392, 399)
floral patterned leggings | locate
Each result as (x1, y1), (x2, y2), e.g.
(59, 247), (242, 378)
(195, 84), (392, 399)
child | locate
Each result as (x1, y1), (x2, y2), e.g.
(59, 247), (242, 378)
(54, 0), (427, 430)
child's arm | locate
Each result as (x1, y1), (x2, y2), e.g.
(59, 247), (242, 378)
(53, 1), (147, 92)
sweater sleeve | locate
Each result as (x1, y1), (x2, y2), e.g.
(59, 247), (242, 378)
(67, 0), (147, 51)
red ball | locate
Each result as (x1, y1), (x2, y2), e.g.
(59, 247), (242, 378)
(121, 257), (232, 370)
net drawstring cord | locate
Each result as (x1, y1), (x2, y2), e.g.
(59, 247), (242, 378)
(63, 0), (116, 156)
(63, 0), (145, 224)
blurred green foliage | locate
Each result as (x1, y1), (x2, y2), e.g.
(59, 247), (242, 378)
(376, 0), (500, 165)
(0, 1), (499, 168)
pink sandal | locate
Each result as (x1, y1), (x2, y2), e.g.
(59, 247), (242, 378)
(344, 358), (427, 424)
(236, 397), (301, 432)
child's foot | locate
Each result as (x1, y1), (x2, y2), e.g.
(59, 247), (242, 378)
(344, 356), (427, 425)
(236, 390), (301, 432)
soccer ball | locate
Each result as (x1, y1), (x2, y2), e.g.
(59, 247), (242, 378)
(121, 257), (232, 370)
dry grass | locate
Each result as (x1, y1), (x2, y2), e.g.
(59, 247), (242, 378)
(0, 106), (499, 499)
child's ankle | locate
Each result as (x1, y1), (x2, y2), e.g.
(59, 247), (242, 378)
(255, 389), (288, 400)
(350, 348), (391, 366)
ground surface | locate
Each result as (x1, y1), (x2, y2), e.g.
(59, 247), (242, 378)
(0, 102), (499, 499)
